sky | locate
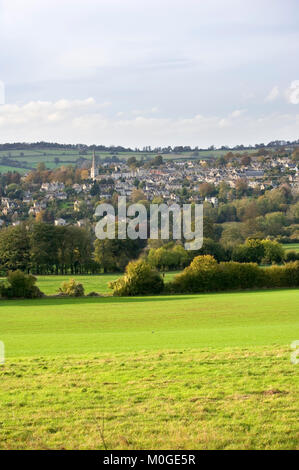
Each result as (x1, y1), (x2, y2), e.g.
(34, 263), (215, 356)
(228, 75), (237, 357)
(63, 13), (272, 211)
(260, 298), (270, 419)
(0, 0), (299, 148)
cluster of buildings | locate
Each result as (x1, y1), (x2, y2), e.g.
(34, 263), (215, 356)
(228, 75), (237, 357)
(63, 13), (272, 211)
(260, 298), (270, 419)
(0, 151), (298, 228)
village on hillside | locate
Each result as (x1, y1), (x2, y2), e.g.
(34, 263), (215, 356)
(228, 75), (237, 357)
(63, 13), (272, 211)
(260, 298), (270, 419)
(0, 145), (298, 230)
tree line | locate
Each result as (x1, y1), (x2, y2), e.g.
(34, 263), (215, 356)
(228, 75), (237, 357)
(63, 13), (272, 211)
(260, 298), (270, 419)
(0, 220), (297, 276)
(0, 222), (145, 275)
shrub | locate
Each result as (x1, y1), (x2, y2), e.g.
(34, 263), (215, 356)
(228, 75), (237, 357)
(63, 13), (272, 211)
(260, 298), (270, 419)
(87, 291), (100, 297)
(232, 239), (265, 264)
(217, 262), (265, 290)
(261, 240), (284, 265)
(170, 255), (219, 293)
(59, 279), (85, 297)
(284, 251), (299, 262)
(109, 259), (164, 296)
(265, 261), (299, 288)
(0, 270), (44, 299)
(166, 256), (299, 294)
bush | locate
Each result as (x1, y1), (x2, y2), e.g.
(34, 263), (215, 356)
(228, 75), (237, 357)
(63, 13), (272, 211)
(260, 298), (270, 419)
(0, 270), (44, 299)
(261, 240), (284, 265)
(284, 251), (299, 262)
(232, 239), (284, 265)
(59, 279), (85, 297)
(217, 262), (265, 290)
(166, 256), (299, 294)
(265, 261), (299, 288)
(87, 291), (100, 297)
(109, 260), (164, 296)
(170, 255), (219, 293)
(232, 239), (265, 264)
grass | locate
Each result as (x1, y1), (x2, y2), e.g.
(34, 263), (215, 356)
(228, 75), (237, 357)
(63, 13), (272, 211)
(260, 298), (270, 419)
(34, 272), (178, 295)
(0, 146), (258, 173)
(0, 165), (28, 174)
(0, 289), (298, 449)
(283, 243), (299, 253)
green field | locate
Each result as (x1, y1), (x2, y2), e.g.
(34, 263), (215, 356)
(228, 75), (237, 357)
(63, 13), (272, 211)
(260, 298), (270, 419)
(0, 165), (28, 174)
(34, 273), (178, 295)
(0, 146), (258, 173)
(283, 243), (299, 253)
(0, 289), (298, 449)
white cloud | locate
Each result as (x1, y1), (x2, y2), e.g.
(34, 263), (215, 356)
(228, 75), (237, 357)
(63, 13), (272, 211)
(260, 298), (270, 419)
(230, 109), (247, 118)
(0, 81), (5, 105)
(0, 98), (299, 148)
(219, 109), (246, 127)
(265, 85), (279, 102)
(286, 80), (299, 104)
(131, 107), (159, 116)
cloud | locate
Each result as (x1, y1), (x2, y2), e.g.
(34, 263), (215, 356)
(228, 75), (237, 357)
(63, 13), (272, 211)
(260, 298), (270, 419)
(131, 107), (159, 116)
(0, 81), (5, 105)
(265, 85), (279, 102)
(0, 98), (299, 148)
(230, 109), (247, 118)
(219, 109), (247, 127)
(286, 80), (299, 104)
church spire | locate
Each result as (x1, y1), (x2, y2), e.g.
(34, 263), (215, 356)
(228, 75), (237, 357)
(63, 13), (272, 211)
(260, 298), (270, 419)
(90, 150), (99, 179)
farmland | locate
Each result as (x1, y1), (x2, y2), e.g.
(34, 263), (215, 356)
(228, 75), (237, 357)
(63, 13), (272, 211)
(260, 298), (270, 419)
(283, 243), (299, 253)
(0, 289), (298, 449)
(34, 273), (178, 296)
(0, 145), (256, 173)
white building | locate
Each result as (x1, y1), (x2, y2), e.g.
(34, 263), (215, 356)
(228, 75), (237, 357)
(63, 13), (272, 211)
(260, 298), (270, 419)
(54, 218), (67, 226)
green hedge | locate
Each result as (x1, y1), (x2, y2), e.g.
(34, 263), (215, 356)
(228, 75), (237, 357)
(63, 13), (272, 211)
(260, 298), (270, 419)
(166, 255), (299, 294)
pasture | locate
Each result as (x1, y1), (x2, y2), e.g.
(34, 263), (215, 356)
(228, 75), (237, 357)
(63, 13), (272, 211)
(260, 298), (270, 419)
(283, 243), (299, 253)
(34, 273), (178, 295)
(0, 289), (298, 449)
(0, 146), (256, 174)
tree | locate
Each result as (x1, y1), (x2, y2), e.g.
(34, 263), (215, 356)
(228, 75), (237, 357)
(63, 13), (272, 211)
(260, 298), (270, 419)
(109, 259), (164, 296)
(235, 179), (248, 197)
(152, 155), (163, 166)
(127, 156), (137, 167)
(131, 188), (146, 203)
(261, 240), (284, 264)
(241, 155), (251, 166)
(196, 238), (227, 262)
(94, 237), (143, 273)
(232, 239), (265, 264)
(0, 225), (31, 273)
(217, 204), (237, 223)
(37, 162), (46, 172)
(220, 223), (244, 247)
(199, 182), (216, 198)
(30, 223), (59, 274)
(218, 182), (230, 202)
(291, 149), (299, 162)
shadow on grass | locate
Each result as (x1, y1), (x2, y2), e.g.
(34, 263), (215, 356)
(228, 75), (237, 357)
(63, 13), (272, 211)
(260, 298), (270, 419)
(0, 288), (296, 307)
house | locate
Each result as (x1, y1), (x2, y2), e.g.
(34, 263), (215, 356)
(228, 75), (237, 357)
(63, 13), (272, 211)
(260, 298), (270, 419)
(54, 218), (67, 226)
(41, 182), (65, 192)
(72, 184), (81, 193)
(205, 196), (218, 207)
